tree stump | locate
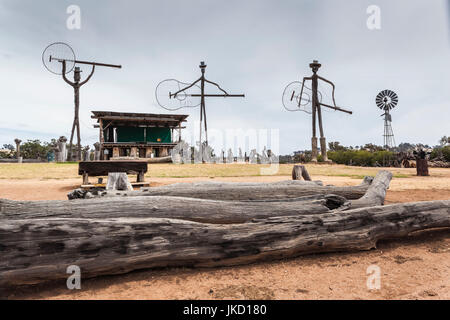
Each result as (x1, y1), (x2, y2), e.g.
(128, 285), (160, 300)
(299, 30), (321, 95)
(416, 159), (429, 176)
(292, 165), (312, 181)
(106, 173), (133, 191)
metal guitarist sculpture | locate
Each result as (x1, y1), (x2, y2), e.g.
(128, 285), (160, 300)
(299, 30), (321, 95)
(156, 61), (245, 162)
(42, 42), (121, 161)
(283, 60), (352, 162)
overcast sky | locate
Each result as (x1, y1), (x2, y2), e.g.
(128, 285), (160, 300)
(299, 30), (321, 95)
(0, 0), (449, 154)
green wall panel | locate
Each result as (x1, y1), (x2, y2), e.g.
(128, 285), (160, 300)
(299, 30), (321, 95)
(146, 127), (171, 143)
(116, 127), (145, 142)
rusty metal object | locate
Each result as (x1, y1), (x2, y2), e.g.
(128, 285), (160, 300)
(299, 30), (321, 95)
(156, 61), (245, 162)
(42, 42), (121, 161)
(283, 60), (352, 162)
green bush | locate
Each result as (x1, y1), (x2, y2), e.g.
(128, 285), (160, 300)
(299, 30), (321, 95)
(328, 150), (395, 166)
(430, 146), (450, 162)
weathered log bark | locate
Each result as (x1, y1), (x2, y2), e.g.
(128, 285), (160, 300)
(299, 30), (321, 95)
(147, 156), (172, 163)
(106, 172), (133, 191)
(88, 180), (371, 201)
(0, 200), (448, 287)
(2, 172), (391, 225)
(345, 171), (392, 210)
(292, 165), (312, 181)
(0, 195), (338, 224)
(416, 159), (429, 176)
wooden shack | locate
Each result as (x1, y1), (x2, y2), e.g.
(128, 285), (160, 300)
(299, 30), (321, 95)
(91, 111), (188, 160)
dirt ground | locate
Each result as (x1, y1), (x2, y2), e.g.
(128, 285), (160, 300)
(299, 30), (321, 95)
(1, 167), (449, 300)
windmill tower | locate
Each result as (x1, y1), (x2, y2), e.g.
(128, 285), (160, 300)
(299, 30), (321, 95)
(376, 90), (398, 149)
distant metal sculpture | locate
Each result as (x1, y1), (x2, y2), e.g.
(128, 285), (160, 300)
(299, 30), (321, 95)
(156, 61), (245, 162)
(14, 139), (21, 162)
(376, 90), (398, 149)
(42, 42), (121, 161)
(283, 60), (352, 162)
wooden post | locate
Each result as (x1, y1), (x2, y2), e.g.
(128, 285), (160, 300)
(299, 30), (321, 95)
(113, 147), (120, 158)
(292, 165), (312, 181)
(82, 172), (89, 185)
(145, 147), (153, 158)
(137, 171), (145, 183)
(99, 119), (104, 160)
(160, 147), (169, 157)
(130, 147), (138, 158)
(416, 159), (429, 176)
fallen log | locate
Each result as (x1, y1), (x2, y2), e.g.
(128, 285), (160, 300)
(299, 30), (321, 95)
(0, 194), (341, 224)
(0, 200), (448, 287)
(344, 171), (392, 210)
(3, 172), (392, 225)
(84, 178), (372, 201)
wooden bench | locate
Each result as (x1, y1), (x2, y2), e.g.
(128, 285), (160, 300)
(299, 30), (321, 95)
(78, 160), (148, 185)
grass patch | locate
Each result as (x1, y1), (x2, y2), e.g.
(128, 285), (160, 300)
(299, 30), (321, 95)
(0, 162), (427, 180)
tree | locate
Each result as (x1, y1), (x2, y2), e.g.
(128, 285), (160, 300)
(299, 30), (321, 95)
(397, 142), (415, 152)
(363, 143), (384, 152)
(20, 140), (53, 159)
(328, 141), (347, 151)
(439, 136), (449, 147)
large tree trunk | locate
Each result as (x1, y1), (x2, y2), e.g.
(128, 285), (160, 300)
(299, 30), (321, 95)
(2, 172), (391, 225)
(84, 178), (372, 201)
(0, 195), (338, 224)
(0, 200), (448, 287)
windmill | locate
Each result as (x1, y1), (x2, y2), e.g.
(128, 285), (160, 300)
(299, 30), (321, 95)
(282, 60), (352, 162)
(376, 90), (398, 149)
(42, 42), (121, 161)
(156, 61), (245, 162)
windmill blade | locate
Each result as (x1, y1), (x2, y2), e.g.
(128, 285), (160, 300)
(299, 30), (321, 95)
(282, 81), (313, 114)
(155, 79), (201, 111)
(376, 89), (399, 111)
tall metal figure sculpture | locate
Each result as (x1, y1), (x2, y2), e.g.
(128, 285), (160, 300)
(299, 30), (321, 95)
(283, 60), (352, 162)
(42, 42), (121, 161)
(62, 63), (95, 161)
(156, 61), (245, 162)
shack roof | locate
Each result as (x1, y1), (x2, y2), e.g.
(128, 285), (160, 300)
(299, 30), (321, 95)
(91, 111), (188, 128)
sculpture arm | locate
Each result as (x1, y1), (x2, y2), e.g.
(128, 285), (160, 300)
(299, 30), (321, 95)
(298, 77), (312, 107)
(317, 75), (337, 107)
(204, 79), (228, 95)
(80, 65), (95, 86)
(61, 61), (75, 86)
(170, 78), (202, 98)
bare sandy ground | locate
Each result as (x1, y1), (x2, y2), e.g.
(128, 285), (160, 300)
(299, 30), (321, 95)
(1, 173), (449, 300)
(1, 174), (450, 201)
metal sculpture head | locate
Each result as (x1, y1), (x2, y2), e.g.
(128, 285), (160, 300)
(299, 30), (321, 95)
(309, 60), (322, 73)
(200, 61), (207, 73)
